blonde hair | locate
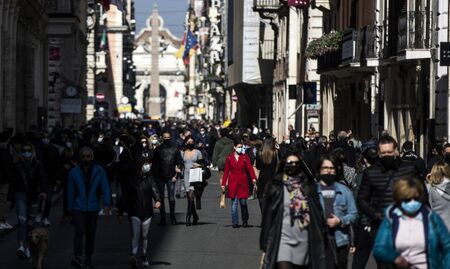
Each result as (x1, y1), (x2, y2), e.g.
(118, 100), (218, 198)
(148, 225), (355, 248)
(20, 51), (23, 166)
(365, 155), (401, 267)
(429, 162), (450, 185)
(393, 177), (424, 203)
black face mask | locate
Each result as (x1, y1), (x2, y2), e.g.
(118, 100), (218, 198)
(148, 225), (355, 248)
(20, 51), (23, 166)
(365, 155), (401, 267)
(81, 160), (93, 167)
(163, 139), (171, 146)
(186, 144), (195, 150)
(321, 174), (336, 185)
(284, 164), (302, 177)
(380, 155), (397, 169)
(444, 153), (450, 165)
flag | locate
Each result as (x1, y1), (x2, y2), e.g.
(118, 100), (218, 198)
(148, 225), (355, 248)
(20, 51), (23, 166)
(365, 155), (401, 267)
(182, 30), (199, 65)
(111, 0), (124, 11)
(175, 32), (187, 59)
(99, 29), (107, 50)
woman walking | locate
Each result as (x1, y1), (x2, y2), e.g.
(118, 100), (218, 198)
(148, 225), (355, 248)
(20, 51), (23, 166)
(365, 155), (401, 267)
(181, 136), (203, 226)
(118, 161), (161, 268)
(255, 138), (278, 211)
(427, 161), (450, 230)
(221, 139), (257, 228)
(11, 142), (48, 259)
(373, 177), (450, 269)
(260, 153), (330, 269)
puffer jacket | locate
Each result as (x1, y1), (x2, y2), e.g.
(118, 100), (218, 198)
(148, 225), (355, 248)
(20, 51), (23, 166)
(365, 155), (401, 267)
(212, 137), (234, 170)
(357, 159), (421, 224)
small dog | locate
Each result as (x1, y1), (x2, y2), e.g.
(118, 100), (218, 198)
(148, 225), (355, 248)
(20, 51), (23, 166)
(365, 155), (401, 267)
(28, 227), (49, 269)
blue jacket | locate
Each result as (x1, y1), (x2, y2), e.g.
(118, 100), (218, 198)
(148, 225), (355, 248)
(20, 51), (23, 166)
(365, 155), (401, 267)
(67, 164), (111, 212)
(318, 182), (358, 247)
(373, 205), (450, 269)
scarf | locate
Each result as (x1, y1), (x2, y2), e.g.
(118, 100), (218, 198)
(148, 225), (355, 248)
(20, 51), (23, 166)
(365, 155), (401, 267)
(283, 175), (310, 229)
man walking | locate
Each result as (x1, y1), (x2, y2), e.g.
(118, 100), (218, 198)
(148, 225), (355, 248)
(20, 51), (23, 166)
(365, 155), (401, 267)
(68, 147), (111, 268)
(355, 136), (421, 269)
(0, 129), (13, 230)
(151, 131), (181, 225)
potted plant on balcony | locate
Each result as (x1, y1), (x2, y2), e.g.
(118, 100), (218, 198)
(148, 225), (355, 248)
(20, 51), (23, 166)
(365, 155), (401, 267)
(305, 31), (343, 59)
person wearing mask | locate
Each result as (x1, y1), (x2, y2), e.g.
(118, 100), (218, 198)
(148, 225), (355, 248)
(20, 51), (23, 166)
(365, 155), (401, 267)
(151, 131), (182, 225)
(35, 131), (61, 226)
(373, 177), (450, 269)
(221, 140), (257, 228)
(357, 136), (421, 269)
(255, 137), (278, 211)
(60, 140), (77, 224)
(426, 161), (450, 230)
(0, 129), (13, 230)
(118, 161), (161, 268)
(317, 154), (357, 269)
(197, 127), (210, 163)
(443, 143), (450, 166)
(67, 147), (111, 268)
(260, 153), (329, 269)
(181, 136), (203, 226)
(135, 136), (153, 165)
(11, 142), (48, 260)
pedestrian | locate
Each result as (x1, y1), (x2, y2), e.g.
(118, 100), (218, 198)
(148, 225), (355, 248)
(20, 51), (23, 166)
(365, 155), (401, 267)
(260, 153), (330, 269)
(181, 136), (203, 226)
(357, 135), (422, 269)
(221, 139), (257, 228)
(118, 161), (161, 268)
(151, 131), (182, 225)
(426, 161), (450, 230)
(0, 129), (13, 230)
(332, 148), (357, 190)
(373, 177), (450, 269)
(401, 141), (426, 178)
(60, 141), (77, 224)
(11, 142), (48, 260)
(67, 146), (111, 268)
(255, 137), (278, 211)
(36, 131), (61, 226)
(317, 154), (357, 269)
(212, 128), (234, 175)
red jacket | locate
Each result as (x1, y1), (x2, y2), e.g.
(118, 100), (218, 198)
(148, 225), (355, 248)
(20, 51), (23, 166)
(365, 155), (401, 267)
(221, 153), (256, 199)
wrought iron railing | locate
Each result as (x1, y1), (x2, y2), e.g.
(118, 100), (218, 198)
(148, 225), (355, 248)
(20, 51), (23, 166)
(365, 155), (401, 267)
(317, 48), (342, 73)
(363, 24), (382, 59)
(398, 11), (432, 51)
(254, 0), (281, 11)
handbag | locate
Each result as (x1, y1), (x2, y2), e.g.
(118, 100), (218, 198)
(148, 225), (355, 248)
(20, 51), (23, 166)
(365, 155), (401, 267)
(220, 191), (226, 208)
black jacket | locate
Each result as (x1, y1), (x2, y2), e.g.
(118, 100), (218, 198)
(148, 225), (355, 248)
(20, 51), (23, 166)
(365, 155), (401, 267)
(118, 173), (160, 220)
(36, 144), (61, 184)
(151, 144), (181, 180)
(11, 159), (48, 199)
(357, 159), (422, 224)
(401, 150), (426, 178)
(260, 174), (330, 269)
(0, 145), (12, 184)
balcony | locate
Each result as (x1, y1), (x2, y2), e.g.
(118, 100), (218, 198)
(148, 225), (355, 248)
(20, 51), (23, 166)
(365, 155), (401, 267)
(362, 24), (382, 66)
(254, 0), (281, 12)
(397, 11), (432, 61)
(317, 48), (342, 74)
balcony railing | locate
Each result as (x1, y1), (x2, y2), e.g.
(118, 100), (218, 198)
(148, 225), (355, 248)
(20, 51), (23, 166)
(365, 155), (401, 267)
(363, 24), (381, 59)
(398, 11), (432, 51)
(317, 48), (342, 73)
(254, 0), (281, 11)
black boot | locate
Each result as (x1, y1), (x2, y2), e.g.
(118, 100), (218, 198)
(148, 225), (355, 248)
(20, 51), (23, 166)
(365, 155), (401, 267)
(186, 201), (192, 226)
(159, 201), (166, 226)
(169, 201), (177, 225)
(241, 202), (249, 228)
(195, 196), (202, 210)
(192, 201), (199, 225)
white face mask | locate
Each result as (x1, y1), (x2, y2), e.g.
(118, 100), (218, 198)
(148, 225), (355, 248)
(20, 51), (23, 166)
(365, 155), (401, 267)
(285, 140), (290, 144)
(98, 137), (104, 143)
(142, 163), (151, 173)
(151, 139), (158, 145)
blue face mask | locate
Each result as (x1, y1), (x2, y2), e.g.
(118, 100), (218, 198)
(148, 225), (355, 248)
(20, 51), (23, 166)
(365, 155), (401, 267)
(401, 200), (422, 214)
(42, 138), (50, 145)
(22, 152), (32, 159)
(236, 148), (244, 155)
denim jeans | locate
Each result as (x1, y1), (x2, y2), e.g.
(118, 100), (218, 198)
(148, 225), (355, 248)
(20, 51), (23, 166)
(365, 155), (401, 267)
(231, 197), (249, 225)
(157, 180), (176, 218)
(15, 192), (35, 245)
(0, 183), (9, 222)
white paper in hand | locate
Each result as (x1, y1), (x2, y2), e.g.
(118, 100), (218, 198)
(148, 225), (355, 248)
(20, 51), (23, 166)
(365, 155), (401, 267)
(189, 168), (203, 183)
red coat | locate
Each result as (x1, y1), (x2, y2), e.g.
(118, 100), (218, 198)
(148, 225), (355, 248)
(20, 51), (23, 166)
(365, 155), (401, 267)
(221, 153), (257, 199)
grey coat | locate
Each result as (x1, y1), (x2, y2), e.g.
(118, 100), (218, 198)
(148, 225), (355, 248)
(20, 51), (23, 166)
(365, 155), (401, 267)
(428, 178), (450, 231)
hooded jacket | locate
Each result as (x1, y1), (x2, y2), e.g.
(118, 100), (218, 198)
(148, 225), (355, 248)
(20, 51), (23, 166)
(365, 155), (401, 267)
(212, 137), (234, 170)
(427, 178), (450, 230)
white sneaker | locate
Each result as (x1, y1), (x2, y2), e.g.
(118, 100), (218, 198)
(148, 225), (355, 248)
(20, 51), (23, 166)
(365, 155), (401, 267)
(98, 209), (105, 215)
(42, 218), (51, 226)
(35, 213), (42, 223)
(24, 248), (31, 259)
(0, 222), (13, 229)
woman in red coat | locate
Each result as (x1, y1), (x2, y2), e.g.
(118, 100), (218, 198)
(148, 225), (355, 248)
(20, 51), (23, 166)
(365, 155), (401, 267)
(221, 139), (257, 228)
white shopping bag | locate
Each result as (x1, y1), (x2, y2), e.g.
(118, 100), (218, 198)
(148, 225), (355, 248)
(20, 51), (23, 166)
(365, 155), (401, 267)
(189, 168), (203, 183)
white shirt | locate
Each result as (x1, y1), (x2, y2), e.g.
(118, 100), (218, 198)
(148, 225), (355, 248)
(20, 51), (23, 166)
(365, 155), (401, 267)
(395, 215), (428, 269)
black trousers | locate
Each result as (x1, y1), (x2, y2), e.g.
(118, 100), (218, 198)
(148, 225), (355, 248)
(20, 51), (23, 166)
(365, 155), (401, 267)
(351, 224), (377, 269)
(336, 245), (349, 269)
(73, 211), (99, 258)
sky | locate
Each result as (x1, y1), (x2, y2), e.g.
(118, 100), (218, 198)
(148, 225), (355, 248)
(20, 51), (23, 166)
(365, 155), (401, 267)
(134, 0), (188, 38)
